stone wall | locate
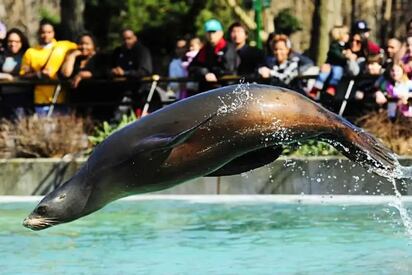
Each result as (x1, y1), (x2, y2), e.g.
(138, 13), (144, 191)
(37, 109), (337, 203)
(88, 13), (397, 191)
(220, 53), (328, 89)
(1, 157), (411, 196)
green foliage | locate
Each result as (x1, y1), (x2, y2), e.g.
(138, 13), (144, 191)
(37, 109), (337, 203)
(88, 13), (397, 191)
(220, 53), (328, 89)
(194, 0), (237, 37)
(120, 0), (190, 31)
(283, 140), (340, 157)
(273, 8), (302, 35)
(88, 112), (137, 147)
(39, 7), (60, 25)
(85, 0), (197, 53)
(84, 0), (238, 52)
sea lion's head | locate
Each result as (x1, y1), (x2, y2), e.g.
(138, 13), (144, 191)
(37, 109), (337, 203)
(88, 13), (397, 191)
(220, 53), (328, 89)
(23, 168), (94, 231)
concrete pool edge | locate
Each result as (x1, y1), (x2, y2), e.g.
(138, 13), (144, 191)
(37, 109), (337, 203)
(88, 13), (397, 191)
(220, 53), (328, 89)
(2, 194), (412, 205)
(1, 157), (412, 195)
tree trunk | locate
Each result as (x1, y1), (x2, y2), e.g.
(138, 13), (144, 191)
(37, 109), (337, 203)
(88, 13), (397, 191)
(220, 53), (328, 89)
(315, 0), (330, 66)
(60, 0), (84, 41)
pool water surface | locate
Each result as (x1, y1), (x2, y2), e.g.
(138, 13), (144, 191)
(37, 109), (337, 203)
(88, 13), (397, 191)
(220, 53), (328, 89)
(0, 196), (411, 274)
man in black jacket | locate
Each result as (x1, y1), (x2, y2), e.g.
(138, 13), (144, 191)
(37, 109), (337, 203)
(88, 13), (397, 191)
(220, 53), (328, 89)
(111, 28), (155, 117)
(228, 22), (265, 78)
(111, 28), (152, 78)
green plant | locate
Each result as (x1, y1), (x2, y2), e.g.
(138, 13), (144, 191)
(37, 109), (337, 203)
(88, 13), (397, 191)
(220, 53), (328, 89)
(273, 8), (302, 35)
(88, 112), (137, 147)
(39, 7), (61, 25)
(194, 0), (237, 37)
(283, 140), (340, 156)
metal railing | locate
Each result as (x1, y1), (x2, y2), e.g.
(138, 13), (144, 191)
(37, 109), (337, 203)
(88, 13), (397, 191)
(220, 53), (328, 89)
(0, 74), (380, 117)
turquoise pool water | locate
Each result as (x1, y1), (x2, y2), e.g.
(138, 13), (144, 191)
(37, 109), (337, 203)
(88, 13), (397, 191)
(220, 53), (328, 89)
(1, 197), (411, 274)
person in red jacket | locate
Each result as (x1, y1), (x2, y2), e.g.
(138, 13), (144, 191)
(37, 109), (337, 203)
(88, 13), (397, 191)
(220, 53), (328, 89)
(188, 19), (237, 93)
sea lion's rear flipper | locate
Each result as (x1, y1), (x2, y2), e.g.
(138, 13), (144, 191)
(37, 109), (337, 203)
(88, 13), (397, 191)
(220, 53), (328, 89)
(206, 146), (283, 177)
(135, 114), (216, 155)
(320, 118), (403, 178)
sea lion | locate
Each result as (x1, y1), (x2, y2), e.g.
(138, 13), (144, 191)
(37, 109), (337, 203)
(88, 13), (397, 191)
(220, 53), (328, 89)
(23, 83), (412, 230)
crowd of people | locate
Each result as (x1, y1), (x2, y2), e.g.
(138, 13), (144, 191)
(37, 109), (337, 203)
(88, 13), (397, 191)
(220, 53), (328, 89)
(0, 18), (412, 121)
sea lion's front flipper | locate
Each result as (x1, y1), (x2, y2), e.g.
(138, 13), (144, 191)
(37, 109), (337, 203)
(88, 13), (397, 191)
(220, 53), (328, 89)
(206, 146), (283, 177)
(135, 114), (216, 155)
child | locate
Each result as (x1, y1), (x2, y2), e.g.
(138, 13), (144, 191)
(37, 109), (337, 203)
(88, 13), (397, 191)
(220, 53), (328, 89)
(182, 37), (202, 69)
(181, 37), (203, 98)
(354, 54), (383, 100)
(308, 25), (350, 99)
(401, 33), (412, 79)
(376, 62), (412, 119)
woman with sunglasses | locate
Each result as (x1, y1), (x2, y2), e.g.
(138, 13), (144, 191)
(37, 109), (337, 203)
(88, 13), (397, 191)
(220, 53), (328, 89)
(344, 32), (378, 77)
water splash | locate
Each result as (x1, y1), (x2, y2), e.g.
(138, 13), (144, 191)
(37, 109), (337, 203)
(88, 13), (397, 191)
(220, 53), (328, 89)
(388, 178), (412, 237)
(217, 79), (253, 115)
(214, 80), (412, 237)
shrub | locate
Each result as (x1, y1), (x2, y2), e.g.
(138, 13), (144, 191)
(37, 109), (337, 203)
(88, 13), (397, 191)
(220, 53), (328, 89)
(274, 8), (302, 35)
(284, 140), (340, 157)
(88, 112), (138, 148)
(0, 115), (92, 158)
(356, 111), (412, 155)
(0, 120), (16, 158)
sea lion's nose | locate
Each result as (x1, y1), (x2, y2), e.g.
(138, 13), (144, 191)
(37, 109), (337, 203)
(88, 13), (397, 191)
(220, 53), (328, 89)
(22, 217), (31, 228)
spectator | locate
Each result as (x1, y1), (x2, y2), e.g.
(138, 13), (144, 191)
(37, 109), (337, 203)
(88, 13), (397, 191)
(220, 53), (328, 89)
(110, 28), (152, 78)
(351, 20), (381, 55)
(308, 25), (350, 99)
(0, 28), (29, 80)
(60, 32), (106, 116)
(352, 54), (384, 113)
(263, 31), (315, 67)
(228, 22), (265, 77)
(0, 21), (6, 53)
(258, 34), (313, 89)
(168, 38), (188, 99)
(344, 32), (376, 77)
(188, 19), (237, 92)
(384, 38), (402, 67)
(406, 18), (412, 35)
(60, 32), (105, 88)
(376, 62), (412, 119)
(19, 19), (77, 115)
(181, 37), (202, 98)
(401, 33), (412, 78)
(0, 28), (30, 118)
(111, 28), (154, 117)
(182, 37), (203, 69)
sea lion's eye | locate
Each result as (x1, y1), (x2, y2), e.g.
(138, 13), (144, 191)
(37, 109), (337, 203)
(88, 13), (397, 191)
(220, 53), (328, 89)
(36, 205), (47, 215)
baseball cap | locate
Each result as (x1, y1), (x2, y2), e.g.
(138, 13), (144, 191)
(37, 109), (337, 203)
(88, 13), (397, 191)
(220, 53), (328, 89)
(352, 20), (371, 33)
(204, 19), (223, 32)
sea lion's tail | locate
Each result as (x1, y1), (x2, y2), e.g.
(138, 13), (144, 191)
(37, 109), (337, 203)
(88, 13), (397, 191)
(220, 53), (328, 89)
(321, 117), (406, 179)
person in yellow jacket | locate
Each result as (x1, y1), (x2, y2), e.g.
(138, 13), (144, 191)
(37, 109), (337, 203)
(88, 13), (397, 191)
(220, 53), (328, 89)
(20, 19), (77, 115)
